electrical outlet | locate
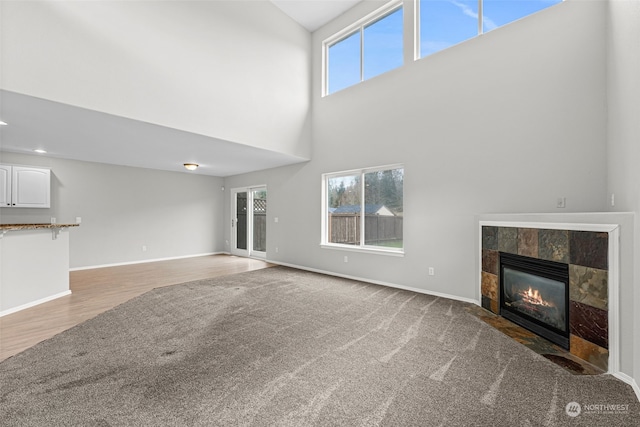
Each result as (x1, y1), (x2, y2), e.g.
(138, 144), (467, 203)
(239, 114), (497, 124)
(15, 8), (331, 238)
(142, 245), (147, 252)
(556, 197), (566, 208)
(275, 247), (279, 253)
(428, 267), (435, 276)
(50, 217), (56, 224)
(611, 193), (615, 207)
(75, 217), (82, 224)
(274, 217), (279, 223)
(344, 256), (348, 263)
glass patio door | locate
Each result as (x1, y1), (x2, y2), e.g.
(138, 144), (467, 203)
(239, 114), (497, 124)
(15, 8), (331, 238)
(231, 187), (266, 259)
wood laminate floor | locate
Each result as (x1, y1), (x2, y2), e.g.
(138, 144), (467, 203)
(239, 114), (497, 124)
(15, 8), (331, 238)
(0, 255), (272, 362)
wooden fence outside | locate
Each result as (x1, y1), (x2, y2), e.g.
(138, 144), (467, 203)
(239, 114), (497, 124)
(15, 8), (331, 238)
(329, 214), (403, 245)
(236, 192), (267, 252)
(252, 213), (266, 252)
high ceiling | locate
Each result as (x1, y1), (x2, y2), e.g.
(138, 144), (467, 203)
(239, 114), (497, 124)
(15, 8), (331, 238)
(0, 1), (363, 177)
(271, 0), (363, 32)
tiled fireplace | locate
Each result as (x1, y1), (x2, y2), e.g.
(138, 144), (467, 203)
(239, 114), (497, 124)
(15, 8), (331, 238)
(481, 225), (610, 371)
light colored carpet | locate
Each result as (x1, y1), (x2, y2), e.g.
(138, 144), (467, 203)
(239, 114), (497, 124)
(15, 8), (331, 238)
(1, 267), (638, 426)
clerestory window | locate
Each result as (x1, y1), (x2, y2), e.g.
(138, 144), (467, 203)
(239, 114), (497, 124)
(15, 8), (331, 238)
(324, 1), (404, 95)
(323, 0), (564, 95)
(419, 0), (563, 58)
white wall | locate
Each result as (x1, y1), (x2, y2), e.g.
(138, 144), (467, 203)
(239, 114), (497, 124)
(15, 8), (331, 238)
(606, 0), (640, 396)
(0, 152), (224, 268)
(225, 0), (608, 299)
(1, 229), (71, 313)
(0, 0), (311, 158)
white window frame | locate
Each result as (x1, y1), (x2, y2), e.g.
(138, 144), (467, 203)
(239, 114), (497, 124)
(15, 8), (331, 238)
(321, 164), (404, 256)
(324, 0), (564, 90)
(322, 0), (404, 97)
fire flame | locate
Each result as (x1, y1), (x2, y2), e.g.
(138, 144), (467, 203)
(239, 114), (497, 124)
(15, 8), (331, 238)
(520, 286), (554, 307)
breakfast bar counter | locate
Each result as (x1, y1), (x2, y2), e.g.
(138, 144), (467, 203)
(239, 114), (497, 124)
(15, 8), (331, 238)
(0, 223), (80, 231)
(0, 223), (79, 316)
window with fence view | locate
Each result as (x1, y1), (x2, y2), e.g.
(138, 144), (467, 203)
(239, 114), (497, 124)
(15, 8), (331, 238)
(324, 166), (403, 251)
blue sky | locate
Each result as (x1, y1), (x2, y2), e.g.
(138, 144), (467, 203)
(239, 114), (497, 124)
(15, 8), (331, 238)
(328, 0), (562, 94)
(422, 0), (563, 56)
(328, 7), (403, 94)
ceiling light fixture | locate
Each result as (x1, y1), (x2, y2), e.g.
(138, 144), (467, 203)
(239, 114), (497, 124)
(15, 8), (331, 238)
(183, 163), (199, 171)
(34, 149), (47, 154)
(0, 121), (7, 126)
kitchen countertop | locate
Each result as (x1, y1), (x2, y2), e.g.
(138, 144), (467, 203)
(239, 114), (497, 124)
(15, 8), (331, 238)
(0, 223), (80, 231)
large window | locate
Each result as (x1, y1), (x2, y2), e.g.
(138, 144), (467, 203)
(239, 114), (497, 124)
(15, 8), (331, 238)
(323, 165), (404, 253)
(419, 0), (562, 58)
(325, 2), (403, 95)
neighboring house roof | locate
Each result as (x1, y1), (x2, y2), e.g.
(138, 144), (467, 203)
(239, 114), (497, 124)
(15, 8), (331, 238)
(331, 204), (394, 216)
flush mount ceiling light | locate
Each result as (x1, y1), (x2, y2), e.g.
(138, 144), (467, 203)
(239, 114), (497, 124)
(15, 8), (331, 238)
(0, 121), (7, 126)
(183, 163), (199, 171)
(34, 149), (47, 154)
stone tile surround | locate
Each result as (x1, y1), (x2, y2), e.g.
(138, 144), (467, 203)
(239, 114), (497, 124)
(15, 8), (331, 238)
(481, 226), (609, 371)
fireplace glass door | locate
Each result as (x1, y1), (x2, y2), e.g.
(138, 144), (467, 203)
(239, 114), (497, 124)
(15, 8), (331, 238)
(500, 253), (569, 349)
(502, 268), (566, 332)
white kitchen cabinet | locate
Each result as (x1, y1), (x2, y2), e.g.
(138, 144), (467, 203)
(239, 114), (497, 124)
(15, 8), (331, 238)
(0, 165), (10, 207)
(0, 164), (51, 208)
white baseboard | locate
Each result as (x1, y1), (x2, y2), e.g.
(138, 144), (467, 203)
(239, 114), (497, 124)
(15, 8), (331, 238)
(69, 252), (223, 271)
(268, 260), (478, 306)
(612, 372), (640, 403)
(0, 290), (72, 317)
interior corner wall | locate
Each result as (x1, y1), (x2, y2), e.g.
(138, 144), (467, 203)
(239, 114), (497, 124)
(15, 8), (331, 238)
(0, 0), (311, 159)
(606, 0), (640, 394)
(226, 0), (608, 299)
(0, 152), (225, 269)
